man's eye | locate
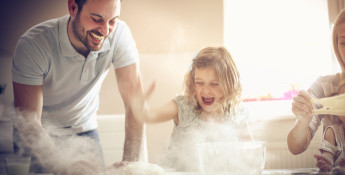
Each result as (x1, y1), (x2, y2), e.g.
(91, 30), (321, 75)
(109, 20), (116, 26)
(211, 83), (219, 86)
(92, 18), (102, 23)
(195, 82), (203, 85)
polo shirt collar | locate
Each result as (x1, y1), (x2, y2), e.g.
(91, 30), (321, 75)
(59, 15), (111, 58)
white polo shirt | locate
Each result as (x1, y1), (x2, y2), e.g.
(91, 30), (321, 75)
(12, 15), (139, 134)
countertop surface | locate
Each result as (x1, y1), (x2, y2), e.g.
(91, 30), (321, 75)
(0, 154), (341, 175)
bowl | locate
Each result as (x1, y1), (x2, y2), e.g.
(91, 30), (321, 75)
(197, 141), (266, 175)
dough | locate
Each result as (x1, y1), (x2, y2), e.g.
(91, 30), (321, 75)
(122, 161), (164, 175)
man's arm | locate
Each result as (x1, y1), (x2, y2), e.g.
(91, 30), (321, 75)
(12, 83), (57, 167)
(13, 82), (102, 174)
(13, 82), (43, 119)
(115, 63), (144, 161)
(12, 83), (56, 157)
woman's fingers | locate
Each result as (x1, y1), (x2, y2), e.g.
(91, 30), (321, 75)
(292, 90), (314, 123)
(314, 154), (332, 172)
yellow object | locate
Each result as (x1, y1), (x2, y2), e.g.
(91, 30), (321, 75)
(312, 93), (345, 116)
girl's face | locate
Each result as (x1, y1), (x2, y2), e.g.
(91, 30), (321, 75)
(194, 67), (224, 114)
(337, 23), (345, 65)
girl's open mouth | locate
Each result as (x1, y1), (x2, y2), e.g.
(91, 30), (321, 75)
(202, 96), (215, 105)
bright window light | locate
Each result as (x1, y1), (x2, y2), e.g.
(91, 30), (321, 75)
(223, 0), (336, 119)
(224, 0), (333, 102)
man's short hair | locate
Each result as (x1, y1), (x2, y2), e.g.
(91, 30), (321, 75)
(75, 0), (87, 13)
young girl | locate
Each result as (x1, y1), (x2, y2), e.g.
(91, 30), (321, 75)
(131, 46), (253, 171)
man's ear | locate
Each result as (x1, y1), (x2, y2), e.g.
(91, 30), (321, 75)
(68, 0), (78, 18)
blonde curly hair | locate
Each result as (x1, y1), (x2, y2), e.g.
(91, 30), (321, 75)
(183, 46), (242, 113)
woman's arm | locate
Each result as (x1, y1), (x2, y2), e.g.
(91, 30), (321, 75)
(287, 90), (314, 155)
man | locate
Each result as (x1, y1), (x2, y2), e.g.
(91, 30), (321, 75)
(12, 0), (144, 173)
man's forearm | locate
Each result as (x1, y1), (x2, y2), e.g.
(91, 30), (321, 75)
(122, 112), (144, 161)
(15, 112), (63, 172)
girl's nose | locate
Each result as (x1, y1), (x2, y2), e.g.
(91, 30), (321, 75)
(201, 85), (212, 94)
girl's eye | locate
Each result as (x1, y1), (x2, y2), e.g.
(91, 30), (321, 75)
(195, 82), (203, 85)
(211, 83), (219, 86)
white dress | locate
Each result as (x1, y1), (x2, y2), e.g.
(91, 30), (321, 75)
(161, 95), (249, 171)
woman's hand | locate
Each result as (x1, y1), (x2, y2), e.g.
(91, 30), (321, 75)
(292, 90), (314, 124)
(339, 158), (345, 167)
(314, 154), (333, 172)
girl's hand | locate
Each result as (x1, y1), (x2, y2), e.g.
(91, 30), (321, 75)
(292, 90), (314, 125)
(314, 154), (333, 172)
(130, 81), (155, 123)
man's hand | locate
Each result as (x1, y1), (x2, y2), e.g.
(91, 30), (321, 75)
(108, 161), (131, 169)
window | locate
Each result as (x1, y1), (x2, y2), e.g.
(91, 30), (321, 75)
(224, 0), (335, 119)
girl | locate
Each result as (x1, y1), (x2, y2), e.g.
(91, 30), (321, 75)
(131, 46), (253, 171)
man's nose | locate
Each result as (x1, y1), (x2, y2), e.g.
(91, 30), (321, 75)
(98, 22), (109, 36)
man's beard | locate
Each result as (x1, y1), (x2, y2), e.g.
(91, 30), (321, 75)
(72, 13), (103, 52)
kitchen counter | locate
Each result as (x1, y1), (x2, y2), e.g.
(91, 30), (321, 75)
(262, 168), (342, 175)
(163, 168), (342, 175)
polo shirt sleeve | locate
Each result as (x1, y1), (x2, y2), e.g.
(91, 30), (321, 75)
(12, 38), (47, 85)
(112, 21), (139, 69)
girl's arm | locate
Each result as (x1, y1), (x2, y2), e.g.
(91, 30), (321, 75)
(146, 100), (179, 124)
(129, 81), (179, 124)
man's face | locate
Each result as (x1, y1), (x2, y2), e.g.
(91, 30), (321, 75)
(71, 0), (120, 52)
